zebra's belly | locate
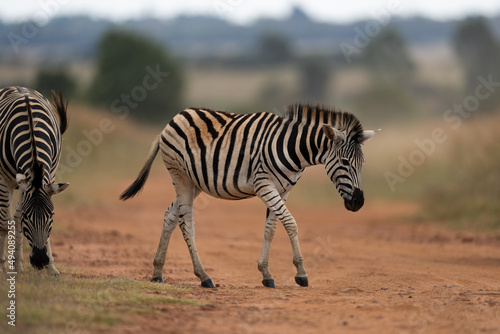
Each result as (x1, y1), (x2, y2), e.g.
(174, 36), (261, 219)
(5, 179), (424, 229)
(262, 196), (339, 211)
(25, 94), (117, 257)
(200, 186), (256, 201)
(196, 169), (256, 200)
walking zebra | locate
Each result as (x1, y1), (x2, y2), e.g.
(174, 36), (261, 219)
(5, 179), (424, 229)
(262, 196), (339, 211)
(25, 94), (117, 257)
(120, 104), (377, 288)
(0, 86), (69, 276)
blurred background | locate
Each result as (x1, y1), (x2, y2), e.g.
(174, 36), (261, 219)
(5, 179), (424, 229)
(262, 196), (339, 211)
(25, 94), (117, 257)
(1, 0), (499, 231)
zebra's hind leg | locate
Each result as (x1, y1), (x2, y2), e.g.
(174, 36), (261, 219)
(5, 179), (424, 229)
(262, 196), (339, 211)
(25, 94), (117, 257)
(151, 198), (180, 283)
(174, 179), (214, 288)
(13, 202), (23, 273)
(258, 209), (278, 288)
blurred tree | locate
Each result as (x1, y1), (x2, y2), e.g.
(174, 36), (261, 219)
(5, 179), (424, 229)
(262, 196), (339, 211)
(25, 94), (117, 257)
(454, 16), (500, 111)
(362, 27), (414, 85)
(259, 79), (290, 110)
(256, 32), (293, 64)
(35, 68), (77, 98)
(297, 56), (333, 101)
(352, 82), (417, 123)
(88, 29), (184, 123)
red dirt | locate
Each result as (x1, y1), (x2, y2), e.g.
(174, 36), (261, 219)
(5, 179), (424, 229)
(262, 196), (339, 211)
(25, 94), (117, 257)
(53, 170), (500, 334)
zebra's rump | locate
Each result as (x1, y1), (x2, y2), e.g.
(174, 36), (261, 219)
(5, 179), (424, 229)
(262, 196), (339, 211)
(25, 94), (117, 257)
(0, 87), (62, 183)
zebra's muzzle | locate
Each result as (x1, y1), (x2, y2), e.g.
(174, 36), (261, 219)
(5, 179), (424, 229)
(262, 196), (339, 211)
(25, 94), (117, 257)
(344, 188), (364, 212)
(30, 246), (50, 270)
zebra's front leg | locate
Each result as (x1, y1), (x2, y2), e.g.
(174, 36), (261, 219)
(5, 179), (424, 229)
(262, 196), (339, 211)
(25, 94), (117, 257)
(45, 238), (60, 277)
(0, 231), (6, 275)
(13, 204), (23, 273)
(151, 198), (180, 283)
(258, 209), (278, 288)
(258, 187), (308, 287)
(0, 182), (13, 274)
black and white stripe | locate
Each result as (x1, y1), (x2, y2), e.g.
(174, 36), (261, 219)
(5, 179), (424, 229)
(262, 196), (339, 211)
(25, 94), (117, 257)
(121, 103), (376, 288)
(0, 86), (69, 275)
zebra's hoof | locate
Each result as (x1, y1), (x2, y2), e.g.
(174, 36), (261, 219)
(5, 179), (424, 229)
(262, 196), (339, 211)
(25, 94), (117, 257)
(201, 279), (215, 288)
(295, 276), (308, 287)
(262, 279), (276, 288)
(151, 276), (164, 283)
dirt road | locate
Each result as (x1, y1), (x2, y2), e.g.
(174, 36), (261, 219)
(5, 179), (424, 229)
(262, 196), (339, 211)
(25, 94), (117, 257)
(53, 170), (500, 333)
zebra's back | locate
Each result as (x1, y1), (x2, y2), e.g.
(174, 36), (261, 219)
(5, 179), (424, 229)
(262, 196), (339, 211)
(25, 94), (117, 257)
(160, 107), (281, 200)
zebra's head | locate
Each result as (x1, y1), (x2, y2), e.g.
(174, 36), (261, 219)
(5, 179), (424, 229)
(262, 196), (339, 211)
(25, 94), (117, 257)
(322, 124), (377, 212)
(16, 162), (69, 270)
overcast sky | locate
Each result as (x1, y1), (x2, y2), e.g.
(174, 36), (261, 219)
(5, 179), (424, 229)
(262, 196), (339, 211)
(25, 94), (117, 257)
(1, 0), (500, 24)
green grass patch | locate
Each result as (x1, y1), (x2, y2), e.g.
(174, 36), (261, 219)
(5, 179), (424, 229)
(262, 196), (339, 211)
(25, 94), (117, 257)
(0, 267), (198, 333)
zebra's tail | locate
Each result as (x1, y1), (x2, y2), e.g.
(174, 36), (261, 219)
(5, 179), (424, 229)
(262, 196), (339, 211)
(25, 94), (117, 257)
(120, 136), (160, 201)
(51, 90), (69, 135)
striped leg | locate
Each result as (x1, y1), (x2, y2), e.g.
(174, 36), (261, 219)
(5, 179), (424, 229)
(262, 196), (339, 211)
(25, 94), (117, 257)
(13, 201), (24, 273)
(151, 198), (180, 282)
(258, 191), (290, 288)
(0, 181), (12, 274)
(172, 175), (213, 288)
(257, 185), (308, 287)
(258, 209), (278, 287)
(0, 231), (6, 274)
(45, 238), (60, 277)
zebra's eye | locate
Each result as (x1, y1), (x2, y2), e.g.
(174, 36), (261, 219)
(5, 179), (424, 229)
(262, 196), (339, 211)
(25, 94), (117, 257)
(341, 159), (349, 166)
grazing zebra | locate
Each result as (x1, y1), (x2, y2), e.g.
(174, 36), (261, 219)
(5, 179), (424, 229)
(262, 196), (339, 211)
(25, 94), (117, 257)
(120, 104), (377, 288)
(0, 86), (69, 276)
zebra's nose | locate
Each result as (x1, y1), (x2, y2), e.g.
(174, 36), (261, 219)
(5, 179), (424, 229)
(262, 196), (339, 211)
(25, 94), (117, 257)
(30, 246), (50, 270)
(344, 188), (364, 212)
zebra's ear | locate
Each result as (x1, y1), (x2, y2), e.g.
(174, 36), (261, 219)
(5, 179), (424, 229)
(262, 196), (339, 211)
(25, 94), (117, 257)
(361, 129), (381, 143)
(44, 182), (70, 196)
(322, 124), (345, 144)
(16, 174), (29, 192)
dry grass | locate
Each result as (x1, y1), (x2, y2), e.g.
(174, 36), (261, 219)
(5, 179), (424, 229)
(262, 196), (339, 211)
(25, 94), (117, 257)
(0, 265), (197, 334)
(53, 104), (160, 206)
(419, 112), (500, 230)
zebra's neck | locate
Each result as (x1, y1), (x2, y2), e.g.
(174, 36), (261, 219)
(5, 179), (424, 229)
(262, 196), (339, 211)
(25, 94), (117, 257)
(271, 117), (330, 171)
(274, 104), (364, 171)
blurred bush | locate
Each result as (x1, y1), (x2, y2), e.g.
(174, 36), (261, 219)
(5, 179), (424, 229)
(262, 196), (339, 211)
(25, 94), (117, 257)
(35, 68), (77, 98)
(420, 114), (500, 230)
(87, 29), (184, 123)
(351, 82), (417, 123)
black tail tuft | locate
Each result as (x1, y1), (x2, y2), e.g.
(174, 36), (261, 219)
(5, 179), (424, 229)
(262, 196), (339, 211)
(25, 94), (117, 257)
(120, 137), (160, 201)
(52, 90), (69, 135)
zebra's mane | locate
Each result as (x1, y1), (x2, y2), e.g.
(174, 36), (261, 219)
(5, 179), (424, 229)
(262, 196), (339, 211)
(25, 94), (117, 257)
(284, 103), (364, 143)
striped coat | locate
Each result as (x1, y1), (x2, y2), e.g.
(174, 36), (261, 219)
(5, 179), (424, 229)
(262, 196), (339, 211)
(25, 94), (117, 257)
(0, 86), (69, 275)
(121, 104), (376, 288)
